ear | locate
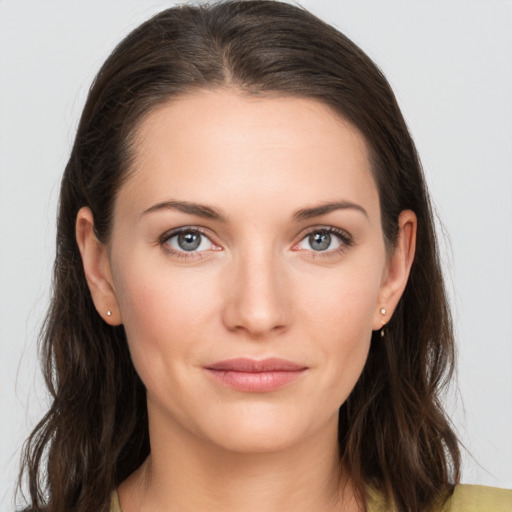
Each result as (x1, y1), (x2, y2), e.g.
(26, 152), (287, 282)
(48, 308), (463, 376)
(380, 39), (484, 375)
(373, 210), (417, 330)
(76, 206), (122, 325)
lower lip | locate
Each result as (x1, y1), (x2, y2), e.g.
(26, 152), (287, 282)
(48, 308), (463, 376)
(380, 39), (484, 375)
(205, 369), (306, 392)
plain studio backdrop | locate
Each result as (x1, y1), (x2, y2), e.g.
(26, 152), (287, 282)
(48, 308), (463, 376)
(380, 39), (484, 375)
(1, 0), (511, 508)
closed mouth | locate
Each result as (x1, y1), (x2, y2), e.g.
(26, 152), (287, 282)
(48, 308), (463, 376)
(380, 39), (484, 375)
(204, 358), (308, 392)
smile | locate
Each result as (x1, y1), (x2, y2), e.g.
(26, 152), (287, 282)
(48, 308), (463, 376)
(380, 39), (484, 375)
(204, 358), (308, 393)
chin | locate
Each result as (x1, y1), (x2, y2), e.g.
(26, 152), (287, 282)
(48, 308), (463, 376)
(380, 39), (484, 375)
(207, 425), (308, 455)
(194, 402), (336, 455)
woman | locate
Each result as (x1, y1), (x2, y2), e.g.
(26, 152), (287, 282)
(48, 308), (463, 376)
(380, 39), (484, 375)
(17, 1), (511, 511)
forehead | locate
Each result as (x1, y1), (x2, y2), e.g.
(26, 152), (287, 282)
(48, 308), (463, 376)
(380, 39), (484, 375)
(117, 89), (379, 221)
(132, 89), (369, 165)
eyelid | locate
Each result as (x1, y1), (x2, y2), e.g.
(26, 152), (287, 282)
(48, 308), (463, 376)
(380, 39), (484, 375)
(158, 224), (353, 258)
(293, 225), (354, 252)
(159, 226), (222, 255)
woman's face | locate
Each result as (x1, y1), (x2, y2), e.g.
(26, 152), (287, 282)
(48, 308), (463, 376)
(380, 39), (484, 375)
(80, 90), (414, 453)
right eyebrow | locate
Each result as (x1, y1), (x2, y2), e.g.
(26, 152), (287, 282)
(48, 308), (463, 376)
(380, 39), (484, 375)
(141, 200), (227, 222)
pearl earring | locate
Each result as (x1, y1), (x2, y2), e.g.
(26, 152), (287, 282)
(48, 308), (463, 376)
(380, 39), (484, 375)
(106, 310), (112, 317)
(379, 308), (386, 338)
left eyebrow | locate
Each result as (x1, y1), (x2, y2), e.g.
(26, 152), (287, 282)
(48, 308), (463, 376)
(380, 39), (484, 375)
(293, 201), (369, 221)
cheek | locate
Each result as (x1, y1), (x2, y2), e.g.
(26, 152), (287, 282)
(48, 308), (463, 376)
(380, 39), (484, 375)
(297, 262), (382, 394)
(112, 257), (219, 385)
(300, 261), (382, 338)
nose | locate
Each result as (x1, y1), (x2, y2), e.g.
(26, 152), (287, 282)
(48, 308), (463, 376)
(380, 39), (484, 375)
(222, 248), (291, 338)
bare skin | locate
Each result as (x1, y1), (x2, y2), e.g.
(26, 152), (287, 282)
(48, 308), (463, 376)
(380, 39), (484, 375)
(76, 90), (416, 511)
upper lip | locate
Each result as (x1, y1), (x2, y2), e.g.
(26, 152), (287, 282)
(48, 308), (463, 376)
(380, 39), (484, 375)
(205, 358), (307, 372)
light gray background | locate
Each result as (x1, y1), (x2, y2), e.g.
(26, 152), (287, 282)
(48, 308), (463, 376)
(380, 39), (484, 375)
(1, 0), (511, 509)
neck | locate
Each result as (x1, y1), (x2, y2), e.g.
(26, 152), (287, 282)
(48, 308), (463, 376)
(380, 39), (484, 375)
(119, 408), (362, 512)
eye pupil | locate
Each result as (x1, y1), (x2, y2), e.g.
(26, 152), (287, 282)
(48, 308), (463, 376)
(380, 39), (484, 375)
(178, 231), (201, 251)
(309, 231), (331, 251)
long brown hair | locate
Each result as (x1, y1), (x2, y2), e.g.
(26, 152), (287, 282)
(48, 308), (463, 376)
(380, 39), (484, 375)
(18, 2), (460, 511)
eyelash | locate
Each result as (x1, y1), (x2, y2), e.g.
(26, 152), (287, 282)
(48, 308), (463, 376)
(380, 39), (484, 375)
(159, 227), (218, 260)
(159, 225), (354, 259)
(294, 226), (354, 257)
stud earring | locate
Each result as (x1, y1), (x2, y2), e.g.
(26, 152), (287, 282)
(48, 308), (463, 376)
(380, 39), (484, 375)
(379, 308), (387, 338)
(106, 310), (112, 317)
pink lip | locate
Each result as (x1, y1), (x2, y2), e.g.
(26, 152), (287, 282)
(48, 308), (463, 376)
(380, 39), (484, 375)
(205, 358), (308, 392)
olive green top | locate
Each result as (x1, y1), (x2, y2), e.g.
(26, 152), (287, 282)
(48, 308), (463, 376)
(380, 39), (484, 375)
(366, 484), (512, 511)
(110, 484), (512, 511)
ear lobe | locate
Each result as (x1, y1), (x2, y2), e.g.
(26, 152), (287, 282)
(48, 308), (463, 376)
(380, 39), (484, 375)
(75, 206), (122, 325)
(373, 210), (417, 330)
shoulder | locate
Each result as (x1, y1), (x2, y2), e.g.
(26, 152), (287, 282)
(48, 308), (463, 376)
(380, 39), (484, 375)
(110, 490), (122, 512)
(367, 484), (512, 512)
(441, 484), (512, 512)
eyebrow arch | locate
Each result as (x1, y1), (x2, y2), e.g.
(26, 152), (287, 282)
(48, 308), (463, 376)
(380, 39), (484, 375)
(142, 200), (227, 221)
(293, 201), (368, 221)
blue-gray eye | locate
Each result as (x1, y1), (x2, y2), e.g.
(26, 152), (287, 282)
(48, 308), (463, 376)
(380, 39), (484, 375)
(297, 229), (344, 252)
(309, 232), (332, 251)
(178, 231), (201, 251)
(166, 230), (214, 252)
